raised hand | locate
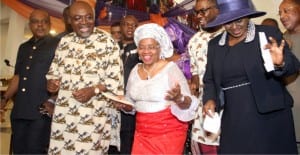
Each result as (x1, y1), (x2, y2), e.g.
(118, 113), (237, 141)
(165, 83), (182, 104)
(264, 37), (285, 66)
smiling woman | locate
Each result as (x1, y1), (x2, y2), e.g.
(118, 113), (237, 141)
(120, 23), (199, 154)
(202, 0), (299, 154)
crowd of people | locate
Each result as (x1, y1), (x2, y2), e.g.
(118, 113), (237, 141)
(0, 0), (299, 154)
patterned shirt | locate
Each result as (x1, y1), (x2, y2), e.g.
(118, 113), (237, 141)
(188, 29), (223, 145)
(47, 28), (124, 155)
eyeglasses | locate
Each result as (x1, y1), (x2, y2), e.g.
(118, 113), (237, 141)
(193, 5), (216, 16)
(137, 45), (160, 51)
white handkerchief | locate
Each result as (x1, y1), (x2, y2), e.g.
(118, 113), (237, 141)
(203, 111), (221, 134)
(259, 32), (275, 72)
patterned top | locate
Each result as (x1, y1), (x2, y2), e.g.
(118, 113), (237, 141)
(187, 29), (223, 145)
(46, 28), (124, 155)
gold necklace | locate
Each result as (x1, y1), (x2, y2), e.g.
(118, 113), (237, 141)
(142, 63), (158, 80)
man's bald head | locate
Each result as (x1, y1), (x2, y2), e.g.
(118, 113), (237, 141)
(69, 1), (95, 38)
(29, 9), (51, 39)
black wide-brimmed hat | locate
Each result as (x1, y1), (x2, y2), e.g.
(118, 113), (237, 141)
(205, 0), (266, 28)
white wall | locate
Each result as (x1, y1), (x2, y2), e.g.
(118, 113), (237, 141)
(252, 0), (285, 32)
(0, 2), (27, 78)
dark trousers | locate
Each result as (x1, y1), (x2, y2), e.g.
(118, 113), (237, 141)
(120, 113), (135, 154)
(11, 116), (51, 154)
(120, 129), (135, 154)
(108, 145), (119, 154)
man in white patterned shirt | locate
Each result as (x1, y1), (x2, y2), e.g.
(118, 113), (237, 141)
(46, 2), (124, 154)
(187, 0), (223, 154)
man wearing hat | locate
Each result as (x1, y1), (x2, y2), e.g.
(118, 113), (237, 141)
(202, 0), (299, 154)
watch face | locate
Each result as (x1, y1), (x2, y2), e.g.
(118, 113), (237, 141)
(94, 87), (100, 94)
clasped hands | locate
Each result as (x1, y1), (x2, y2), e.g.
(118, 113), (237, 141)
(47, 79), (95, 103)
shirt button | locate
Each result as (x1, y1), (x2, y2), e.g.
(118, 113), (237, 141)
(23, 77), (27, 80)
(32, 46), (36, 50)
(26, 66), (30, 70)
(21, 88), (26, 92)
(29, 56), (33, 59)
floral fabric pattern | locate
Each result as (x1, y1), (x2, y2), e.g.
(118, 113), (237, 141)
(187, 29), (223, 145)
(47, 28), (124, 155)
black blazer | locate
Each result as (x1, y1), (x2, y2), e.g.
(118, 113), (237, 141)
(203, 25), (300, 113)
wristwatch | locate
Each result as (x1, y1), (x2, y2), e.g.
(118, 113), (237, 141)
(94, 86), (100, 95)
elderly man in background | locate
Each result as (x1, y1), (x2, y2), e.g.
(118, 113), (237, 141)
(0, 10), (59, 154)
(46, 1), (123, 154)
(279, 0), (300, 144)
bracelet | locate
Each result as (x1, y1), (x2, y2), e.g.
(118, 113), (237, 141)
(179, 95), (185, 103)
(47, 98), (56, 104)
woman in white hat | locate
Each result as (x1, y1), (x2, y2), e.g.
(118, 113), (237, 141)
(121, 23), (198, 154)
(202, 0), (299, 154)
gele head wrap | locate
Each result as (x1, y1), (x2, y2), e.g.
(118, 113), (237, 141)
(134, 23), (174, 59)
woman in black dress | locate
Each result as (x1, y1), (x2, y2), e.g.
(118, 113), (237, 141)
(202, 0), (299, 154)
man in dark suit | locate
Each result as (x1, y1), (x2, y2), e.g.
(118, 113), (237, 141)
(0, 9), (59, 154)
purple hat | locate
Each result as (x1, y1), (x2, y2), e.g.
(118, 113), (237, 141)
(205, 0), (266, 28)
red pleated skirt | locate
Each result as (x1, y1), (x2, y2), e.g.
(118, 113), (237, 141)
(132, 108), (188, 154)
